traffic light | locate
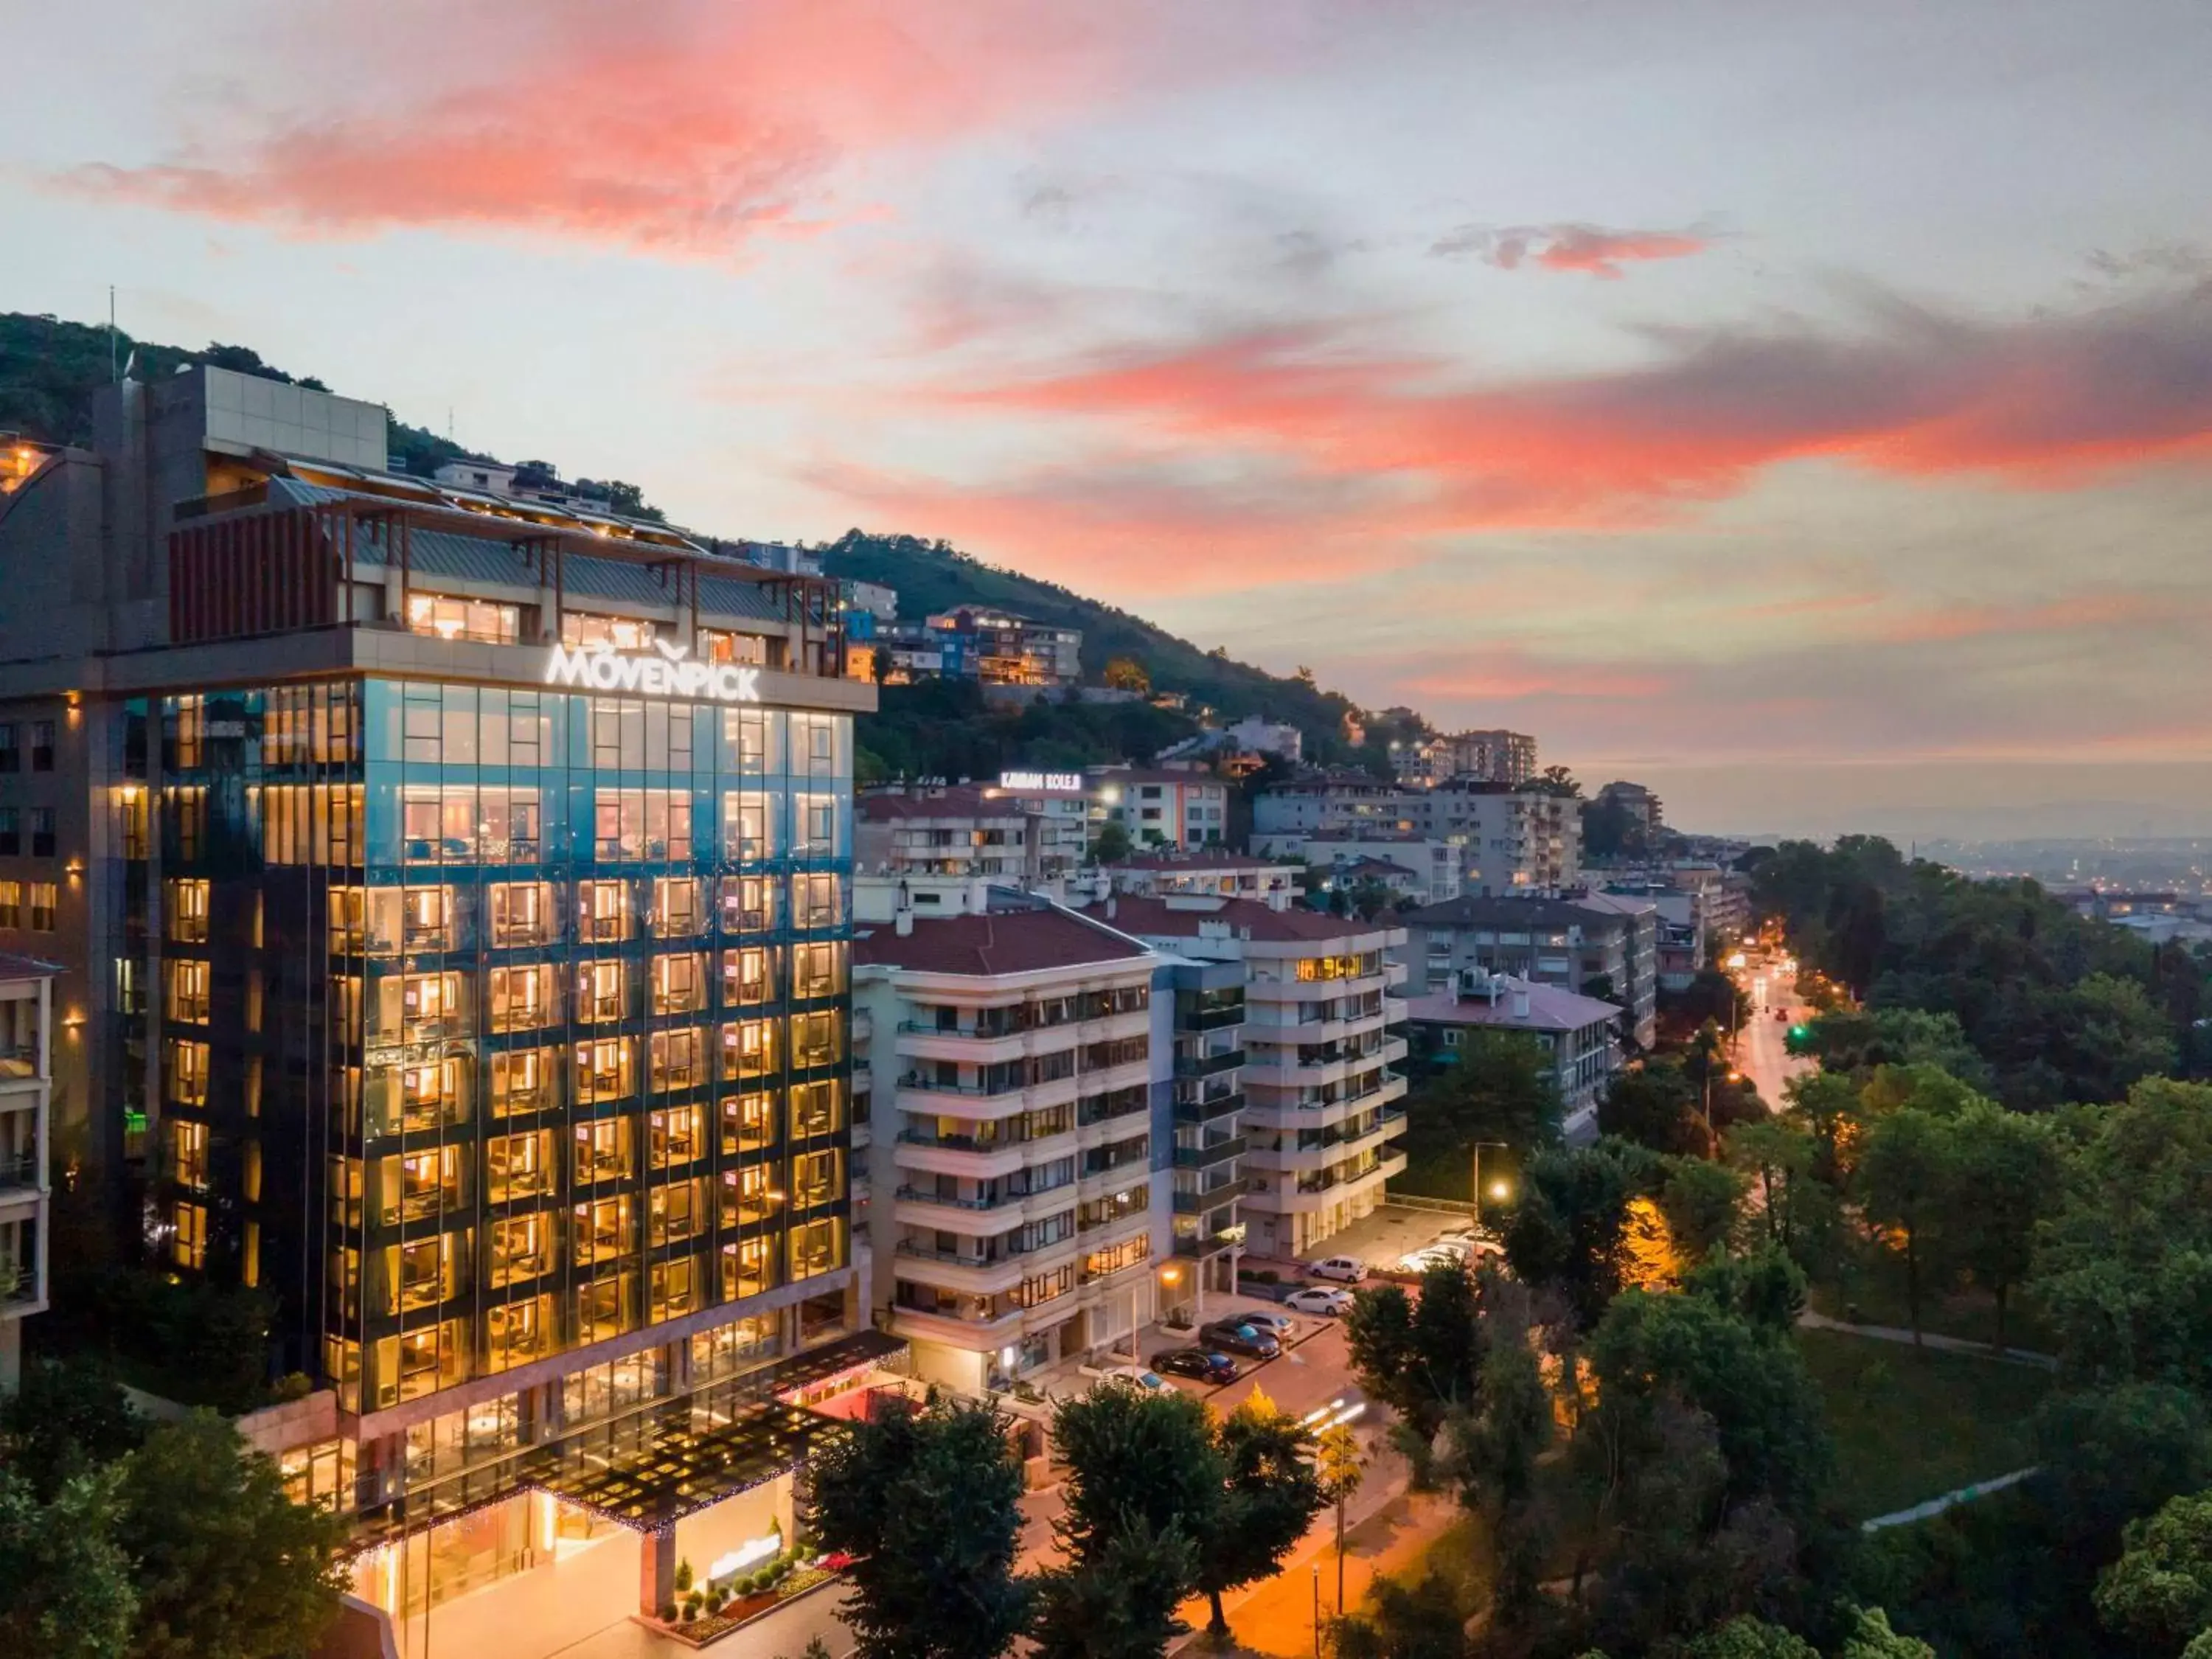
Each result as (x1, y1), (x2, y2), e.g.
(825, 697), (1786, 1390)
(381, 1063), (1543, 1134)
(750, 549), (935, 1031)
(1788, 1023), (1809, 1041)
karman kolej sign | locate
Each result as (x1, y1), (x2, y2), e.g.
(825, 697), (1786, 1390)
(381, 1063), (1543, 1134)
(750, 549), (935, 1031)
(998, 770), (1085, 793)
(543, 639), (762, 703)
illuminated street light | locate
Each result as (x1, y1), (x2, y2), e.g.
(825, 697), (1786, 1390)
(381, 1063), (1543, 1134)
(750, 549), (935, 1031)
(1488, 1179), (1511, 1201)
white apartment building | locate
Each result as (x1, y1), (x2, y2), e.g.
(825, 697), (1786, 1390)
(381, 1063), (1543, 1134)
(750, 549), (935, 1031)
(1279, 835), (1463, 905)
(0, 955), (55, 1392)
(1091, 768), (1232, 849)
(1082, 895), (1408, 1262)
(1405, 784), (1582, 894)
(1405, 972), (1622, 1142)
(853, 888), (1164, 1394)
(1107, 855), (1302, 911)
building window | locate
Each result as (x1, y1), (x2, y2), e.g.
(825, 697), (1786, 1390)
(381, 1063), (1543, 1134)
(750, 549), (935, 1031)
(649, 1027), (706, 1093)
(0, 809), (15, 855)
(487, 1130), (557, 1203)
(720, 875), (776, 933)
(261, 784), (364, 866)
(647, 1178), (703, 1246)
(790, 1010), (841, 1070)
(791, 941), (846, 1000)
(485, 1295), (555, 1374)
(719, 1019), (776, 1082)
(722, 1236), (775, 1301)
(574, 1195), (635, 1267)
(721, 1091), (774, 1155)
(166, 877), (210, 943)
(489, 1048), (554, 1117)
(0, 726), (15, 773)
(700, 629), (769, 667)
(164, 958), (209, 1023)
(649, 877), (704, 938)
(0, 882), (16, 929)
(400, 785), (539, 864)
(593, 788), (690, 861)
(487, 964), (557, 1032)
(720, 947), (773, 1006)
(27, 810), (53, 858)
(650, 952), (707, 1015)
(575, 960), (627, 1024)
(29, 721), (53, 772)
(793, 873), (841, 929)
(404, 591), (521, 645)
(488, 880), (557, 948)
(790, 1080), (841, 1138)
(164, 1039), (209, 1106)
(490, 1214), (552, 1288)
(167, 1119), (209, 1190)
(170, 1201), (208, 1270)
(561, 612), (656, 653)
(577, 879), (630, 943)
(573, 1038), (633, 1105)
(574, 1270), (637, 1346)
(650, 1256), (700, 1323)
(720, 796), (773, 862)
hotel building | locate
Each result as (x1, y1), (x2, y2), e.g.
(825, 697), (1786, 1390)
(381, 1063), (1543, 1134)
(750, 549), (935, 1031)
(1079, 895), (1408, 1262)
(0, 366), (901, 1652)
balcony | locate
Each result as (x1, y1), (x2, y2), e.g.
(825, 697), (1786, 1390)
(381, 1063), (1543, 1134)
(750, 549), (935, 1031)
(1173, 1224), (1245, 1260)
(1243, 1151), (1405, 1213)
(1172, 1135), (1247, 1170)
(1172, 1177), (1247, 1214)
(1174, 1048), (1245, 1080)
(1172, 1090), (1243, 1127)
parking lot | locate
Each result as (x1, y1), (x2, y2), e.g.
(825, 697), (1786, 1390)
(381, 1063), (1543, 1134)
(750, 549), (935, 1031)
(1247, 1201), (1481, 1279)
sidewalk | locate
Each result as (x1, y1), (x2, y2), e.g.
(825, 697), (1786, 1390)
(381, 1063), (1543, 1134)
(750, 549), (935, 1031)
(1798, 1309), (2059, 1370)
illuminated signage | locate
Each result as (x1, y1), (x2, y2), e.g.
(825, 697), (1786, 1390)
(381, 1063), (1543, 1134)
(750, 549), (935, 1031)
(998, 770), (1084, 793)
(544, 639), (761, 703)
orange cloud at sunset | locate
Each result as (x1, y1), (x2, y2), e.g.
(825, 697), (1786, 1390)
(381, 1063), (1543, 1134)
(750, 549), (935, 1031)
(63, 1), (1237, 254)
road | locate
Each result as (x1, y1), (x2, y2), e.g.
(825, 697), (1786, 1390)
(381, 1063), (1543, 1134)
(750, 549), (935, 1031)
(1735, 964), (1812, 1108)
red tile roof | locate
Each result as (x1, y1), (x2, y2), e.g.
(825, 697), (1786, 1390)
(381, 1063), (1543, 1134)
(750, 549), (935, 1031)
(855, 908), (1152, 976)
(858, 787), (1026, 823)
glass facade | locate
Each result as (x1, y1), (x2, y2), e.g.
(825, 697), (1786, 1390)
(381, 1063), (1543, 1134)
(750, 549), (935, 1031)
(148, 677), (854, 1416)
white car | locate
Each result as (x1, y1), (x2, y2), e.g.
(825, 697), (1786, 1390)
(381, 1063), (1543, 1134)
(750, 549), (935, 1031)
(1282, 1286), (1354, 1316)
(1097, 1366), (1168, 1391)
(1307, 1255), (1368, 1283)
(1238, 1310), (1298, 1339)
(1398, 1245), (1464, 1273)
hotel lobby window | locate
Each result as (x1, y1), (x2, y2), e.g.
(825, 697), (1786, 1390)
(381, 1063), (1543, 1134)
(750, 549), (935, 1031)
(405, 591), (520, 646)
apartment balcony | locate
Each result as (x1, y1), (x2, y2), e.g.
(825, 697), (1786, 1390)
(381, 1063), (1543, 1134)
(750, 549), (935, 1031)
(1242, 1111), (1402, 1175)
(893, 1072), (1082, 1121)
(1173, 1222), (1245, 1260)
(893, 1184), (1076, 1230)
(1172, 1135), (1247, 1171)
(894, 1009), (1148, 1068)
(1172, 1177), (1248, 1214)
(1244, 970), (1392, 1006)
(1172, 1090), (1244, 1128)
(0, 1152), (39, 1199)
(1239, 1048), (1392, 1091)
(1173, 1048), (1245, 1080)
(891, 1234), (1080, 1297)
(1243, 1150), (1406, 1214)
(849, 1116), (872, 1152)
(1242, 1071), (1407, 1128)
(1077, 1161), (1152, 1201)
(1180, 1003), (1245, 1032)
(895, 1127), (1080, 1181)
(851, 1007), (874, 1046)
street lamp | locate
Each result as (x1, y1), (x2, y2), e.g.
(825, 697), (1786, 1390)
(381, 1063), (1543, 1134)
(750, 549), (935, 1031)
(1469, 1140), (1508, 1225)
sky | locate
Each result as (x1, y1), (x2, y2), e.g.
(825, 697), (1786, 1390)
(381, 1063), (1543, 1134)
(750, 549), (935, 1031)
(7, 0), (2212, 836)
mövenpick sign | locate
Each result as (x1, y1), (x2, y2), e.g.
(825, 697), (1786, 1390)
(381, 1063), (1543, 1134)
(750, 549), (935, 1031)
(543, 639), (762, 703)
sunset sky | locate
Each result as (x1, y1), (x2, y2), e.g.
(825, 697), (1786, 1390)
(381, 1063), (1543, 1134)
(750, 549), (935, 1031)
(9, 0), (2211, 835)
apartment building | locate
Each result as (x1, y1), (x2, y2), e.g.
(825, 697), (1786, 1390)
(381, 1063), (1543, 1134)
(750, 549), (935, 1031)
(857, 787), (1033, 883)
(1392, 729), (1537, 787)
(1405, 972), (1621, 1141)
(1250, 771), (1411, 841)
(0, 956), (57, 1391)
(0, 364), (898, 1647)
(1161, 957), (1248, 1301)
(923, 609), (1083, 688)
(1288, 835), (1463, 905)
(1091, 767), (1232, 849)
(1106, 854), (1301, 910)
(852, 888), (1164, 1393)
(1082, 895), (1408, 1262)
(1403, 782), (1582, 894)
(1396, 894), (1655, 1050)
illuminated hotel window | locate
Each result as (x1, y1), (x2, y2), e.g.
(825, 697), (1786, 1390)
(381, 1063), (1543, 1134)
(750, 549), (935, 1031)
(649, 1105), (706, 1169)
(165, 877), (209, 943)
(490, 1047), (554, 1117)
(167, 1119), (209, 1190)
(793, 872), (841, 929)
(650, 877), (705, 938)
(722, 1163), (777, 1228)
(790, 1080), (841, 1139)
(0, 882), (17, 929)
(720, 946), (774, 1006)
(575, 960), (627, 1024)
(594, 789), (691, 861)
(790, 1009), (841, 1070)
(699, 629), (768, 667)
(648, 1028), (706, 1093)
(490, 1213), (552, 1287)
(400, 785), (539, 863)
(578, 879), (630, 943)
(485, 1295), (556, 1374)
(650, 952), (706, 1015)
(488, 964), (557, 1032)
(487, 1130), (556, 1202)
(171, 1200), (207, 1270)
(164, 959), (210, 1023)
(722, 1236), (775, 1300)
(574, 1270), (638, 1346)
(720, 796), (773, 862)
(561, 612), (656, 652)
(574, 1194), (635, 1265)
(489, 880), (557, 947)
(720, 875), (776, 933)
(720, 1019), (776, 1082)
(405, 591), (520, 646)
(791, 941), (846, 1000)
(164, 1039), (209, 1106)
(650, 1256), (701, 1322)
(720, 1091), (774, 1155)
(573, 1037), (633, 1104)
(789, 1218), (843, 1281)
(647, 1178), (703, 1246)
(573, 1117), (633, 1184)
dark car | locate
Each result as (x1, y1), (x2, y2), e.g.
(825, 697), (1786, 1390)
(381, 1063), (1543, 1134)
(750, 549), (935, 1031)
(1154, 1348), (1239, 1384)
(1775, 1009), (1790, 1022)
(1199, 1321), (1283, 1360)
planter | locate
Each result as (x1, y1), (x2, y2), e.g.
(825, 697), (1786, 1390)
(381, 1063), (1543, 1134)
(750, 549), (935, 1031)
(639, 1556), (852, 1649)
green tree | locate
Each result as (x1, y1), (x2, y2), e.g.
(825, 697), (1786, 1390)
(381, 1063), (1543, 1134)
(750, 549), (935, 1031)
(1723, 1118), (1839, 1274)
(1835, 1606), (1937, 1658)
(1029, 1521), (1196, 1659)
(1102, 656), (1152, 693)
(0, 1354), (145, 1500)
(1503, 1138), (1657, 1328)
(113, 1411), (347, 1659)
(1332, 1571), (1467, 1659)
(1683, 1244), (1808, 1336)
(1658, 1156), (1750, 1264)
(811, 1397), (1030, 1659)
(1343, 1261), (1485, 1444)
(1682, 1616), (1818, 1658)
(2034, 1079), (2212, 1390)
(1855, 1107), (1957, 1344)
(1316, 1423), (1366, 1613)
(1402, 1032), (1562, 1198)
(1091, 820), (1134, 866)
(1599, 1060), (1704, 1156)
(2096, 1492), (2212, 1653)
(0, 1465), (136, 1659)
(1197, 1391), (1326, 1638)
(1945, 1100), (2059, 1352)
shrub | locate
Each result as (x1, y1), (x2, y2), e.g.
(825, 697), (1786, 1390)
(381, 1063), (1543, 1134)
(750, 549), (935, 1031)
(705, 1589), (726, 1614)
(658, 1601), (678, 1623)
(684, 1590), (704, 1613)
(681, 1604), (698, 1624)
(675, 1557), (695, 1593)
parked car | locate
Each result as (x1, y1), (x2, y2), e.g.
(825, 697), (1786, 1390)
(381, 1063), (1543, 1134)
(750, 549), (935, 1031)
(1096, 1366), (1169, 1392)
(1199, 1321), (1283, 1360)
(1154, 1348), (1239, 1384)
(1399, 1243), (1471, 1273)
(1237, 1310), (1298, 1340)
(1283, 1285), (1354, 1316)
(1307, 1255), (1368, 1283)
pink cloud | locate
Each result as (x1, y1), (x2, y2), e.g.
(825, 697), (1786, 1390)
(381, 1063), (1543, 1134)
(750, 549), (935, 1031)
(1433, 220), (1713, 279)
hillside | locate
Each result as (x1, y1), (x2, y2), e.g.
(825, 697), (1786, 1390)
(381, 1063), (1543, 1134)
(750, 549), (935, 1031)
(818, 530), (1416, 769)
(2, 310), (1422, 776)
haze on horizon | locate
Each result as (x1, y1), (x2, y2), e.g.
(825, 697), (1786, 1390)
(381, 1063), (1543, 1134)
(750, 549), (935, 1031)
(7, 0), (2210, 839)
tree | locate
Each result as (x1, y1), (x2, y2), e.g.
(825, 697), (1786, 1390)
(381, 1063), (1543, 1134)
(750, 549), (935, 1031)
(0, 1466), (136, 1659)
(1945, 1101), (2059, 1352)
(1503, 1138), (1657, 1328)
(1332, 1571), (1467, 1659)
(1440, 1281), (1556, 1623)
(112, 1411), (347, 1659)
(1685, 1245), (1808, 1336)
(1316, 1423), (1366, 1613)
(2033, 1079), (2212, 1391)
(1854, 1108), (1956, 1344)
(1535, 764), (1582, 799)
(1835, 1606), (1937, 1658)
(1343, 1262), (1485, 1444)
(1682, 1616), (1818, 1658)
(1402, 1032), (1562, 1197)
(811, 1397), (1030, 1659)
(1029, 1521), (1196, 1659)
(1092, 820), (1134, 866)
(1197, 1391), (1325, 1638)
(1723, 1118), (1839, 1274)
(2096, 1492), (2212, 1653)
(1658, 1156), (1750, 1264)
(1102, 656), (1151, 694)
(0, 1354), (145, 1500)
(1600, 1060), (1705, 1156)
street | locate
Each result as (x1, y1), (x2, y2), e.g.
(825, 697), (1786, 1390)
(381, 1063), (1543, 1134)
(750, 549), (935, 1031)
(1734, 960), (1812, 1108)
